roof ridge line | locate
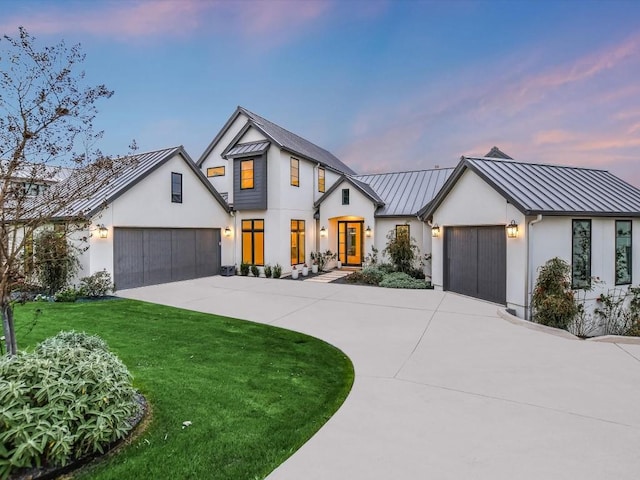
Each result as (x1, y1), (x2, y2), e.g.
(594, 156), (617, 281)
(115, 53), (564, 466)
(465, 156), (610, 173)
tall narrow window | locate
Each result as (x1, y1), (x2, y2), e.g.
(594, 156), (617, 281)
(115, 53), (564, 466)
(615, 220), (632, 285)
(207, 166), (225, 177)
(241, 160), (254, 189)
(290, 158), (299, 187)
(342, 188), (349, 205)
(396, 224), (410, 240)
(242, 219), (264, 265)
(318, 167), (325, 193)
(572, 219), (591, 289)
(171, 172), (182, 203)
(291, 220), (305, 265)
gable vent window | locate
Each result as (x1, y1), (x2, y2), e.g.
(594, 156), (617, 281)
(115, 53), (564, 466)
(318, 167), (325, 193)
(571, 219), (591, 289)
(342, 188), (350, 205)
(171, 172), (182, 203)
(291, 158), (299, 187)
(615, 220), (632, 285)
(207, 166), (225, 177)
(241, 159), (254, 189)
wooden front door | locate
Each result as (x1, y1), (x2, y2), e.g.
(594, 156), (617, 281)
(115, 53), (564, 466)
(338, 221), (363, 266)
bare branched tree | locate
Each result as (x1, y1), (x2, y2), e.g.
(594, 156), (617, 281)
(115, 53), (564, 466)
(1, 27), (135, 355)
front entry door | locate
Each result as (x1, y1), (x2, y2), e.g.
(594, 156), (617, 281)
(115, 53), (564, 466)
(338, 221), (363, 266)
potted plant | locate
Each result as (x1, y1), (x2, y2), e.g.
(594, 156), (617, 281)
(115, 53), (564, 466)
(273, 264), (282, 279)
(291, 265), (299, 279)
(302, 263), (309, 276)
(264, 264), (273, 278)
(311, 260), (318, 274)
(240, 262), (250, 276)
(250, 264), (259, 277)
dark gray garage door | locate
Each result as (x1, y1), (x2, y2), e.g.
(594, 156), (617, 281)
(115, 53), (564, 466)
(114, 228), (221, 289)
(444, 226), (506, 304)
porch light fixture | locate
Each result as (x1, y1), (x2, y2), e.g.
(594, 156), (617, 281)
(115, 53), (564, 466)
(98, 224), (108, 239)
(320, 226), (327, 237)
(224, 226), (232, 237)
(506, 220), (519, 238)
(365, 225), (372, 237)
(431, 224), (440, 238)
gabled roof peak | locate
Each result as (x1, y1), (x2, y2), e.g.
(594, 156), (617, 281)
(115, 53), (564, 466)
(484, 146), (513, 159)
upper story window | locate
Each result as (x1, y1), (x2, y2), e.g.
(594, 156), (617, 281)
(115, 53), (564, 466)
(290, 158), (299, 187)
(396, 224), (410, 241)
(342, 188), (349, 205)
(241, 160), (254, 189)
(171, 172), (182, 203)
(318, 167), (325, 193)
(207, 166), (225, 177)
(572, 219), (591, 289)
(22, 182), (48, 196)
(615, 220), (632, 285)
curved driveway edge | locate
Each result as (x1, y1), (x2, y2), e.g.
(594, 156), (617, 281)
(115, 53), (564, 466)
(119, 276), (640, 480)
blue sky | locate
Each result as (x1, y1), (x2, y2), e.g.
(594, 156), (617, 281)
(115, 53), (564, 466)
(2, 0), (640, 185)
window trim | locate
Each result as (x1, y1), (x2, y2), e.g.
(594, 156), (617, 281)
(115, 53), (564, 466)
(171, 172), (182, 203)
(318, 167), (325, 193)
(395, 224), (410, 240)
(571, 219), (592, 289)
(240, 159), (254, 190)
(241, 219), (264, 266)
(290, 158), (299, 187)
(207, 166), (225, 177)
(290, 219), (306, 265)
(342, 188), (350, 205)
(615, 220), (632, 286)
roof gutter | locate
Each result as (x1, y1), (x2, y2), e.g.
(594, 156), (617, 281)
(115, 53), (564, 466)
(525, 214), (543, 320)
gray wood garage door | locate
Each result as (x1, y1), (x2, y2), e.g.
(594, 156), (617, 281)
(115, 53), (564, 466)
(444, 226), (506, 304)
(114, 228), (221, 289)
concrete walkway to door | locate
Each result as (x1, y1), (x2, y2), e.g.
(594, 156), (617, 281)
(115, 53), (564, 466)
(119, 276), (640, 480)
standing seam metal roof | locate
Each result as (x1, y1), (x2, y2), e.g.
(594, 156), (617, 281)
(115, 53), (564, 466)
(226, 141), (270, 158)
(354, 168), (454, 216)
(463, 157), (640, 216)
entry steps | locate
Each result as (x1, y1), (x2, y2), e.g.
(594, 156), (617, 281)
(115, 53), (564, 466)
(303, 270), (351, 283)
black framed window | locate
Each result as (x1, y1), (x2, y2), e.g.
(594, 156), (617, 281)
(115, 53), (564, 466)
(572, 219), (591, 289)
(171, 172), (182, 203)
(207, 166), (225, 177)
(291, 158), (299, 187)
(291, 220), (305, 264)
(342, 188), (349, 205)
(241, 160), (254, 189)
(242, 219), (264, 265)
(615, 220), (632, 285)
(318, 167), (325, 193)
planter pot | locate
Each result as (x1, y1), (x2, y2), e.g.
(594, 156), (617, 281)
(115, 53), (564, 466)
(259, 267), (266, 278)
(291, 269), (299, 280)
(337, 261), (342, 269)
(302, 266), (309, 276)
(311, 264), (318, 274)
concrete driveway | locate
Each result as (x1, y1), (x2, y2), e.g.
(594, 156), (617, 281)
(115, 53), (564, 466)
(119, 276), (640, 480)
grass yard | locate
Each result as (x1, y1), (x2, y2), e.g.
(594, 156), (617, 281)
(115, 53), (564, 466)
(12, 299), (354, 480)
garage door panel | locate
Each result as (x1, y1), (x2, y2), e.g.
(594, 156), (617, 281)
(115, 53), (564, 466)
(445, 226), (506, 304)
(114, 228), (220, 289)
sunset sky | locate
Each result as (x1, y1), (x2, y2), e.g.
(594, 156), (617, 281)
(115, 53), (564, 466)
(2, 0), (640, 185)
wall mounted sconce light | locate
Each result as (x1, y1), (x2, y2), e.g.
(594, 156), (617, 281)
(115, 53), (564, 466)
(98, 224), (108, 239)
(320, 226), (327, 237)
(365, 225), (372, 237)
(431, 224), (440, 238)
(506, 220), (519, 238)
(224, 226), (232, 237)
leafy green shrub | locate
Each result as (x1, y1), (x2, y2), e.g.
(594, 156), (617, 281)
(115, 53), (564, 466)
(383, 228), (419, 273)
(240, 263), (250, 276)
(250, 264), (260, 277)
(594, 286), (640, 336)
(379, 272), (427, 289)
(78, 270), (114, 297)
(406, 267), (426, 280)
(273, 264), (282, 279)
(345, 266), (385, 285)
(54, 287), (79, 303)
(33, 229), (79, 295)
(0, 332), (140, 478)
(532, 257), (579, 330)
(264, 264), (273, 278)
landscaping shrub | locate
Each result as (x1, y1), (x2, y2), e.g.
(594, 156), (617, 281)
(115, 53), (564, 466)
(33, 229), (79, 295)
(54, 286), (79, 303)
(240, 263), (250, 276)
(594, 286), (640, 336)
(379, 272), (427, 289)
(383, 228), (419, 273)
(264, 264), (273, 278)
(0, 332), (141, 478)
(79, 270), (114, 297)
(532, 257), (579, 330)
(345, 266), (385, 285)
(406, 267), (426, 280)
(250, 264), (260, 277)
(273, 264), (282, 279)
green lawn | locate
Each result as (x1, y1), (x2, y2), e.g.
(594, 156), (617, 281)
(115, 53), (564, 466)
(12, 299), (354, 480)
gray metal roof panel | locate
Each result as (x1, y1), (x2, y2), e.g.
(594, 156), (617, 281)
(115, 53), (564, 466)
(239, 107), (357, 175)
(226, 141), (270, 158)
(355, 168), (454, 216)
(464, 157), (640, 216)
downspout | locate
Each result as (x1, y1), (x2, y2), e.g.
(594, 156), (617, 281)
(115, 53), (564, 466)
(314, 163), (320, 252)
(230, 210), (236, 268)
(525, 214), (543, 320)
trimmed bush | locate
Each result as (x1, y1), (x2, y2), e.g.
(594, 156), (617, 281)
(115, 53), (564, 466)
(0, 332), (140, 478)
(345, 266), (386, 285)
(79, 270), (114, 297)
(264, 264), (273, 278)
(54, 286), (80, 303)
(273, 264), (282, 279)
(379, 272), (427, 289)
(250, 264), (260, 277)
(239, 263), (250, 276)
(532, 257), (579, 330)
